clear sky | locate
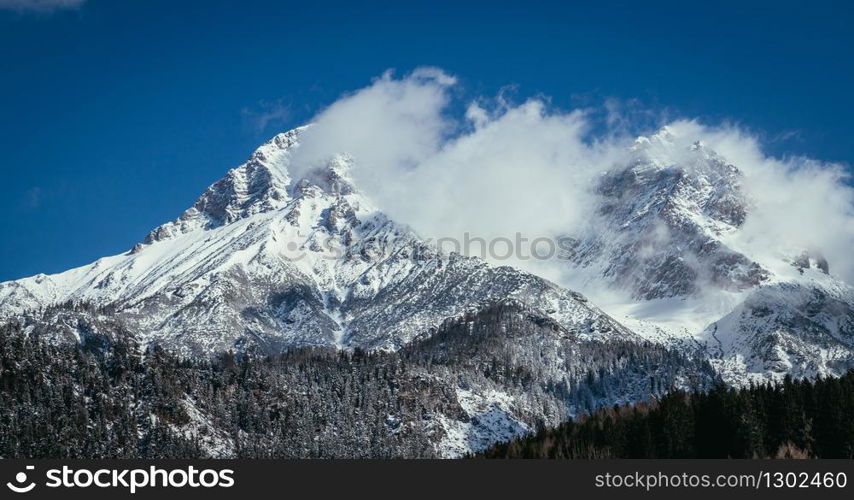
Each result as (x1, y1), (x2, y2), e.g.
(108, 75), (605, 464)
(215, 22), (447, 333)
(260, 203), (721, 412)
(1, 0), (852, 281)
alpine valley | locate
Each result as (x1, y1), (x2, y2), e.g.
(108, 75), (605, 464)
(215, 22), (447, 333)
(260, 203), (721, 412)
(1, 126), (852, 458)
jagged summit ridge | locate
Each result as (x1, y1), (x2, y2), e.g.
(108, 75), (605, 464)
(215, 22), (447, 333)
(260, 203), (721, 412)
(138, 128), (303, 249)
(568, 127), (765, 300)
(565, 126), (854, 383)
(0, 127), (628, 356)
(1, 125), (852, 384)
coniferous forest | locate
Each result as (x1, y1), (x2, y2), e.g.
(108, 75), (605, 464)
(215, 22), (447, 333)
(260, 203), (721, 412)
(2, 302), (852, 458)
(479, 371), (854, 459)
(0, 302), (717, 458)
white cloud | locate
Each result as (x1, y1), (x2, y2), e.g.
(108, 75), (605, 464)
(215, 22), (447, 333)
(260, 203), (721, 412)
(0, 0), (85, 12)
(287, 68), (854, 285)
(288, 68), (455, 187)
(241, 100), (290, 133)
(672, 120), (854, 283)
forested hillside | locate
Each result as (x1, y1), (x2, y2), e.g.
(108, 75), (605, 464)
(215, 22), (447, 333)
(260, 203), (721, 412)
(0, 302), (717, 458)
(480, 371), (854, 459)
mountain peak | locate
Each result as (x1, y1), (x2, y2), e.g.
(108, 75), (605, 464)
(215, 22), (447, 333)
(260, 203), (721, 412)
(137, 127), (306, 249)
(567, 134), (763, 300)
(1, 122), (852, 388)
(629, 127), (736, 177)
(293, 154), (357, 197)
(632, 125), (676, 147)
(0, 125), (627, 357)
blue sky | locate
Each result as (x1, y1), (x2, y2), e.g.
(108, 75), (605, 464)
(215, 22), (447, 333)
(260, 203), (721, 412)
(1, 0), (852, 281)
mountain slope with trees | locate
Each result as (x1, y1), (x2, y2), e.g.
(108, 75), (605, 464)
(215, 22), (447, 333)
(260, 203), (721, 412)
(0, 302), (717, 458)
(480, 371), (854, 458)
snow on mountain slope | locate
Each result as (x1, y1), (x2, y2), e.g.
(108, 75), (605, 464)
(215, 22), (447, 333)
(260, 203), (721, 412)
(434, 388), (530, 457)
(0, 128), (632, 356)
(139, 128), (299, 246)
(2, 124), (851, 385)
(566, 127), (766, 301)
(563, 126), (854, 383)
(703, 266), (854, 384)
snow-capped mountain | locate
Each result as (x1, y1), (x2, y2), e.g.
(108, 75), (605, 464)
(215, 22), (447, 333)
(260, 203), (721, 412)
(1, 125), (852, 387)
(564, 127), (854, 384)
(0, 128), (629, 356)
(1, 124), (851, 457)
(566, 127), (766, 300)
(0, 128), (710, 457)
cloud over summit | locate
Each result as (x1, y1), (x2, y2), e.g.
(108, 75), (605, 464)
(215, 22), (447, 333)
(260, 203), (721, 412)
(287, 67), (854, 285)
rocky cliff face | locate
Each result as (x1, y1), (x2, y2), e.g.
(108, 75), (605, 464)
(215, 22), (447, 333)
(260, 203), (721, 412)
(0, 128), (630, 357)
(566, 128), (767, 300)
(562, 127), (854, 384)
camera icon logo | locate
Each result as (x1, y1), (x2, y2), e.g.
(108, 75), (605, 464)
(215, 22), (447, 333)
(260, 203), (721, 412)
(7, 465), (36, 493)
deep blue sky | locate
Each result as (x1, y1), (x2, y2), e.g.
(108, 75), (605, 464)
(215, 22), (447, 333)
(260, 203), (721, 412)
(1, 0), (852, 281)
